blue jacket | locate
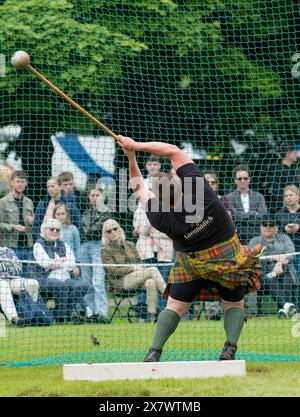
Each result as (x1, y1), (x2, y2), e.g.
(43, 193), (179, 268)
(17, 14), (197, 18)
(32, 196), (83, 242)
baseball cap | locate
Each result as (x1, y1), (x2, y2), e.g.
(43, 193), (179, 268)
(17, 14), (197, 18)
(261, 214), (278, 227)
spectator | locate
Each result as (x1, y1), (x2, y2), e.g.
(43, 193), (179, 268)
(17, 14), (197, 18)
(54, 203), (81, 263)
(223, 165), (268, 244)
(0, 247), (39, 326)
(144, 155), (162, 190)
(32, 177), (82, 242)
(275, 185), (300, 253)
(204, 171), (221, 198)
(78, 187), (110, 323)
(0, 170), (34, 277)
(133, 200), (174, 311)
(57, 171), (88, 214)
(102, 219), (166, 322)
(32, 218), (88, 323)
(204, 171), (223, 320)
(269, 143), (299, 212)
(248, 215), (298, 318)
(275, 185), (300, 281)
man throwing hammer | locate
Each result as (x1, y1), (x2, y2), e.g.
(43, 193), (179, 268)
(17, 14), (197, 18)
(119, 135), (264, 362)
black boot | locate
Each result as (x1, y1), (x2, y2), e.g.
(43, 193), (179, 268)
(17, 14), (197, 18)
(143, 347), (162, 362)
(219, 341), (237, 360)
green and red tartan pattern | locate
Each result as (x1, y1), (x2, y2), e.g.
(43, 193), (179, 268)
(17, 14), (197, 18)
(164, 234), (264, 301)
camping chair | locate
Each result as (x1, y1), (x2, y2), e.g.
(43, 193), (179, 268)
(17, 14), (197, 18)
(109, 287), (146, 323)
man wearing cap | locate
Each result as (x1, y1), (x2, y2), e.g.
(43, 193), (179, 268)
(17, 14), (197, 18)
(248, 214), (299, 318)
(0, 170), (34, 277)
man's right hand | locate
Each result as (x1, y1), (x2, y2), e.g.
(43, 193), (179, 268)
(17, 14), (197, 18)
(118, 135), (137, 152)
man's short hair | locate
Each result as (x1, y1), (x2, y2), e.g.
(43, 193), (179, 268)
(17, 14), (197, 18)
(57, 171), (74, 184)
(152, 172), (182, 207)
(233, 165), (251, 178)
(146, 154), (161, 164)
(12, 170), (27, 180)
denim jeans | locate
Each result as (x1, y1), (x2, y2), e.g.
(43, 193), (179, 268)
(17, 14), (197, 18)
(78, 241), (108, 318)
(39, 278), (88, 320)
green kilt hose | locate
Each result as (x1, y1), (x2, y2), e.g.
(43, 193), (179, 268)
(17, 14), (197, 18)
(164, 233), (264, 301)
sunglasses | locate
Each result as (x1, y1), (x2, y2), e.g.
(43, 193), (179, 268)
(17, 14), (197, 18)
(236, 177), (249, 181)
(106, 227), (118, 233)
(48, 227), (61, 232)
(208, 180), (217, 185)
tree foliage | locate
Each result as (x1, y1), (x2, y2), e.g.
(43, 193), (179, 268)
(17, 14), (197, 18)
(0, 0), (298, 138)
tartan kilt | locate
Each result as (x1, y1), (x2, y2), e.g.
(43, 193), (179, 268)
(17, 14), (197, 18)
(164, 233), (264, 302)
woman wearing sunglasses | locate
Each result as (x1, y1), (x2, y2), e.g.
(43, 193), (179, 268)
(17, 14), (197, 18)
(102, 219), (166, 322)
(31, 218), (88, 323)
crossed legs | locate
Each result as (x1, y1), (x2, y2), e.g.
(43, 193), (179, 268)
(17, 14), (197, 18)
(123, 266), (166, 314)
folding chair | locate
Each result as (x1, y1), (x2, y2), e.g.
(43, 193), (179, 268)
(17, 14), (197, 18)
(109, 287), (146, 323)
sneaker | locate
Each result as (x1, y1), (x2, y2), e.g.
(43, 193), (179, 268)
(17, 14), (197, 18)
(143, 347), (162, 362)
(11, 317), (25, 327)
(278, 303), (296, 318)
(287, 303), (296, 318)
(278, 309), (287, 318)
(71, 311), (86, 324)
(219, 341), (237, 360)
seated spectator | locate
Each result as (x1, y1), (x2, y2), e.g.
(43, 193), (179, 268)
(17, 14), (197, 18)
(248, 215), (299, 318)
(223, 165), (268, 244)
(134, 201), (174, 268)
(133, 201), (173, 312)
(0, 247), (39, 326)
(102, 219), (166, 322)
(32, 177), (82, 242)
(32, 218), (88, 323)
(275, 185), (300, 253)
(78, 187), (110, 323)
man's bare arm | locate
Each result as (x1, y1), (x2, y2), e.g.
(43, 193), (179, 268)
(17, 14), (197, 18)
(123, 147), (155, 209)
(118, 135), (194, 171)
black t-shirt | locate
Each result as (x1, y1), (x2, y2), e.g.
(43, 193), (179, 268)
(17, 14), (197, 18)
(145, 163), (235, 252)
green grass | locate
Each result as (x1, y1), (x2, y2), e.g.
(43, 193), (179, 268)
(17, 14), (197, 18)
(0, 362), (300, 397)
(0, 315), (299, 396)
(1, 316), (299, 366)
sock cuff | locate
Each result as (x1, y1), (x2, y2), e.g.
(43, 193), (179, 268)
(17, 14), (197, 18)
(163, 309), (181, 321)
